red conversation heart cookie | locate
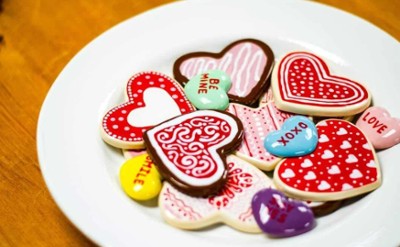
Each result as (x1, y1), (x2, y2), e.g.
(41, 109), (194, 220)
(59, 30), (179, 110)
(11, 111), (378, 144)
(274, 119), (381, 201)
(144, 110), (244, 197)
(173, 39), (275, 106)
(101, 71), (195, 149)
(272, 52), (371, 117)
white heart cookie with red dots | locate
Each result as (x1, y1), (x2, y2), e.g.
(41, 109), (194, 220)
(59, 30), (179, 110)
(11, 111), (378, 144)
(100, 71), (195, 149)
(159, 155), (273, 233)
(271, 52), (371, 117)
(273, 119), (381, 201)
(227, 102), (294, 171)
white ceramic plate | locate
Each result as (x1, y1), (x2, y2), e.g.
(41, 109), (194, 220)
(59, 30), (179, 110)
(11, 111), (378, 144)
(37, 0), (400, 246)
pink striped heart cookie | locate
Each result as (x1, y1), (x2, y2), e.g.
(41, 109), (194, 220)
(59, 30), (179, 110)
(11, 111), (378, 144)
(227, 102), (293, 170)
(272, 52), (371, 117)
(159, 155), (273, 233)
(101, 71), (195, 149)
(274, 119), (381, 201)
(173, 39), (274, 106)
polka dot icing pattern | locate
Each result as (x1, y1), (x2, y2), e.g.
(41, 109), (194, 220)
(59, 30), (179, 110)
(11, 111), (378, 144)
(101, 71), (195, 149)
(144, 110), (243, 197)
(274, 119), (381, 201)
(227, 102), (293, 171)
(173, 39), (274, 106)
(159, 155), (273, 233)
(272, 52), (371, 117)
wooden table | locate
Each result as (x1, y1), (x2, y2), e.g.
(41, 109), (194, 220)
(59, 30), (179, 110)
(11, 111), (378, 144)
(0, 0), (398, 245)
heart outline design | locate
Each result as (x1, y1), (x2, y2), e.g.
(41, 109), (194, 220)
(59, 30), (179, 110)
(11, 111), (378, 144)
(101, 71), (195, 149)
(271, 52), (371, 117)
(173, 39), (275, 106)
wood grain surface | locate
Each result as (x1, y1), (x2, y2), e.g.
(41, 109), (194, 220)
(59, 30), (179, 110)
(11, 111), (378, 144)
(0, 0), (398, 246)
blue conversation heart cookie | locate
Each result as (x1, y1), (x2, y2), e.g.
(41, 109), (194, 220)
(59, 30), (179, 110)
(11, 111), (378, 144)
(264, 116), (317, 157)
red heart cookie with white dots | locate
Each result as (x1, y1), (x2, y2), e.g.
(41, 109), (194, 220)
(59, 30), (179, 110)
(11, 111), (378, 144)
(159, 155), (273, 233)
(272, 52), (371, 117)
(101, 71), (195, 149)
(274, 119), (381, 201)
(144, 110), (243, 197)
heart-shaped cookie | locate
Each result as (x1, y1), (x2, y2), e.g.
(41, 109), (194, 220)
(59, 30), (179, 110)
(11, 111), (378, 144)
(173, 39), (275, 106)
(274, 119), (381, 201)
(272, 52), (371, 117)
(159, 155), (273, 233)
(264, 116), (318, 157)
(184, 70), (232, 110)
(252, 188), (315, 237)
(101, 71), (195, 149)
(227, 102), (293, 171)
(356, 106), (400, 149)
(144, 110), (243, 197)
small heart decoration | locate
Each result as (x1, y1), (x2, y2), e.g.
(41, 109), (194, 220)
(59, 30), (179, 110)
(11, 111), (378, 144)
(356, 106), (400, 149)
(274, 119), (382, 201)
(101, 71), (195, 149)
(159, 155), (273, 233)
(227, 102), (294, 170)
(174, 39), (274, 106)
(251, 188), (315, 237)
(264, 116), (318, 157)
(184, 70), (232, 110)
(272, 52), (371, 116)
(144, 110), (243, 197)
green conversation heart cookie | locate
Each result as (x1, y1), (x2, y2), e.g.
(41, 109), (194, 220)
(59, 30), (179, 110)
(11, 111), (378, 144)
(184, 70), (232, 110)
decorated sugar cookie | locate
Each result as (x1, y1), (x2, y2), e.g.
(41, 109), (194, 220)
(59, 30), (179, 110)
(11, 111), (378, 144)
(356, 106), (400, 149)
(101, 71), (195, 149)
(159, 155), (273, 233)
(259, 87), (274, 105)
(274, 119), (381, 201)
(271, 52), (371, 117)
(119, 154), (162, 201)
(227, 102), (293, 171)
(173, 39), (275, 106)
(252, 188), (315, 237)
(264, 116), (318, 157)
(123, 149), (147, 159)
(144, 110), (243, 197)
(184, 70), (232, 110)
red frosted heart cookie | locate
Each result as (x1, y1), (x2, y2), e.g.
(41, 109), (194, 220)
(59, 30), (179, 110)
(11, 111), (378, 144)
(173, 39), (274, 106)
(101, 71), (195, 149)
(272, 52), (371, 117)
(274, 119), (381, 201)
(144, 110), (243, 197)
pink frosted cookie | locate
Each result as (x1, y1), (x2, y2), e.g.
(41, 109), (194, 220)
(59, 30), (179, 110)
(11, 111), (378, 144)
(259, 87), (274, 105)
(173, 39), (275, 106)
(144, 110), (243, 197)
(227, 102), (293, 171)
(271, 52), (371, 117)
(274, 119), (381, 201)
(159, 155), (273, 233)
(122, 149), (147, 159)
(100, 71), (195, 149)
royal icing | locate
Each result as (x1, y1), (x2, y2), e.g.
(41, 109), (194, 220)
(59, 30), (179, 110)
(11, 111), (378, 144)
(144, 110), (243, 196)
(274, 119), (381, 201)
(227, 102), (293, 170)
(272, 52), (371, 116)
(174, 39), (274, 105)
(101, 71), (195, 149)
(159, 155), (273, 233)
